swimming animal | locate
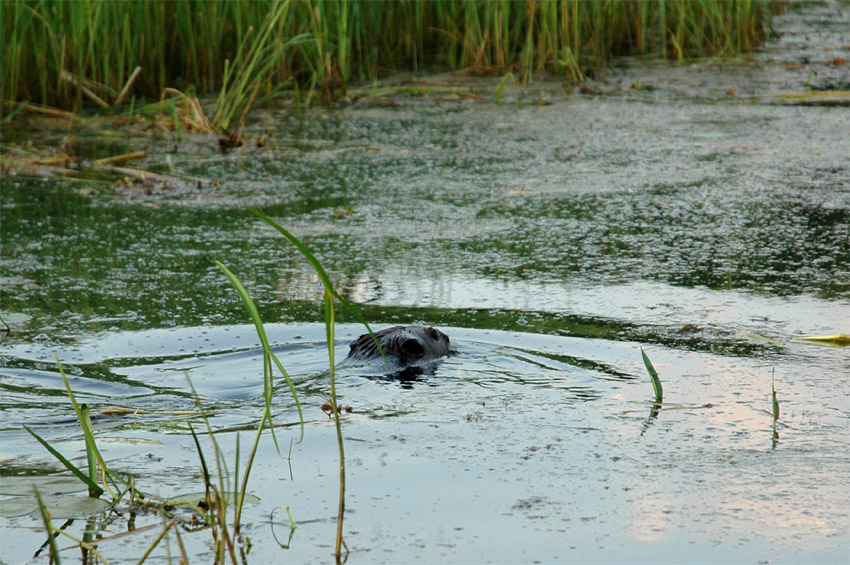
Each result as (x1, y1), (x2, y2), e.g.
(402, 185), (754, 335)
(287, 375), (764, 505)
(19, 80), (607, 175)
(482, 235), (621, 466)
(346, 325), (452, 369)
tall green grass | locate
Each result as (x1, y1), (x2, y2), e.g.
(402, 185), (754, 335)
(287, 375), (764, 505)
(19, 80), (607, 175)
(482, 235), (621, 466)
(25, 212), (374, 561)
(2, 0), (779, 114)
(249, 208), (385, 560)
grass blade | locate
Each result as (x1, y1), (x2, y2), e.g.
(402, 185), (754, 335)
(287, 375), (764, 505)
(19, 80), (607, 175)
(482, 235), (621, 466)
(215, 261), (309, 532)
(247, 209), (358, 560)
(215, 260), (304, 443)
(249, 208), (390, 370)
(33, 486), (61, 565)
(771, 368), (780, 445)
(23, 425), (103, 497)
(771, 369), (780, 423)
(54, 354), (119, 496)
(640, 347), (663, 403)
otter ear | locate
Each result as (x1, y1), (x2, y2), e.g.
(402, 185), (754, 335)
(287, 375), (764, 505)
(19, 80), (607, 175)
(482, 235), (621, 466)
(401, 338), (425, 358)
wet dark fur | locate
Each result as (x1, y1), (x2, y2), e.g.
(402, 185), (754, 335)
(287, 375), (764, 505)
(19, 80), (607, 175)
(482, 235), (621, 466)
(347, 325), (451, 367)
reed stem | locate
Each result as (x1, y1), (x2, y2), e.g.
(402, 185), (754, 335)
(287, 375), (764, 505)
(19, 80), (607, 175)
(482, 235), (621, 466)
(2, 0), (778, 114)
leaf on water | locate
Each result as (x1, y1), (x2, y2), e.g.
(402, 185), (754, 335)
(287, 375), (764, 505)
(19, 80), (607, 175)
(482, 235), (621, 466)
(23, 424), (104, 497)
(795, 333), (850, 346)
(98, 406), (197, 417)
(166, 491), (261, 509)
(96, 436), (163, 445)
(0, 492), (109, 519)
(0, 475), (85, 497)
(772, 91), (850, 106)
(732, 328), (783, 346)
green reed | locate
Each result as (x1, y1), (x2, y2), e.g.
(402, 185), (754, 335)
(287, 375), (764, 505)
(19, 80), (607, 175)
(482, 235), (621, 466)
(33, 487), (62, 565)
(640, 347), (664, 404)
(24, 354), (118, 499)
(771, 369), (780, 423)
(3, 0), (778, 114)
(249, 208), (384, 561)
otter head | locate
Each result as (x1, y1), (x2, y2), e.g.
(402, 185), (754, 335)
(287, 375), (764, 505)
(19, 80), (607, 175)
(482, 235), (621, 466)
(397, 326), (450, 362)
(347, 325), (451, 368)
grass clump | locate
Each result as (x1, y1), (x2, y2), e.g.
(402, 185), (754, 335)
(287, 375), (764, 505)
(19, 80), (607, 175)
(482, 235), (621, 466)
(3, 0), (780, 115)
(21, 211), (378, 562)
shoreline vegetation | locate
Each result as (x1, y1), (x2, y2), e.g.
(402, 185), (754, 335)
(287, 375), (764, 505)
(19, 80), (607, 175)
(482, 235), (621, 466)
(3, 0), (778, 120)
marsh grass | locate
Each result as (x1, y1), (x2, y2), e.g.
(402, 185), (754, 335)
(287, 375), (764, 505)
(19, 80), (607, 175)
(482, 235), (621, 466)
(771, 368), (781, 445)
(22, 269), (303, 561)
(23, 356), (257, 561)
(771, 369), (780, 423)
(639, 346), (663, 403)
(24, 355), (117, 498)
(248, 208), (387, 560)
(21, 210), (381, 562)
(3, 0), (779, 115)
(33, 487), (61, 565)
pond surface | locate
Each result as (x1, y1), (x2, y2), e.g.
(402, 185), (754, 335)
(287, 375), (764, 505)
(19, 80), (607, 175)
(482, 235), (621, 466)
(1, 1), (849, 563)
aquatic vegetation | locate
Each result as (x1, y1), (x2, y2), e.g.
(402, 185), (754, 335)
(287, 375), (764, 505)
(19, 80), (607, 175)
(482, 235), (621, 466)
(249, 208), (384, 560)
(33, 487), (62, 564)
(24, 356), (114, 498)
(21, 353), (276, 560)
(210, 0), (291, 136)
(771, 368), (780, 445)
(17, 211), (377, 562)
(2, 0), (779, 115)
(639, 346), (663, 403)
(796, 333), (850, 346)
(17, 260), (294, 560)
(771, 369), (780, 423)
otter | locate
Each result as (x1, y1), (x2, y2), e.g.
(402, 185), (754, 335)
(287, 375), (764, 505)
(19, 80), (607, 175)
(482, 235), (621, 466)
(346, 325), (452, 370)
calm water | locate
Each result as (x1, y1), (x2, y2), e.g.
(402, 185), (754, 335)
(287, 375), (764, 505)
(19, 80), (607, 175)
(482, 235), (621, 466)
(1, 1), (849, 563)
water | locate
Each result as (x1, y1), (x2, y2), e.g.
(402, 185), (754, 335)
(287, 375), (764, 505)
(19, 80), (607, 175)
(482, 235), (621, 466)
(1, 1), (849, 563)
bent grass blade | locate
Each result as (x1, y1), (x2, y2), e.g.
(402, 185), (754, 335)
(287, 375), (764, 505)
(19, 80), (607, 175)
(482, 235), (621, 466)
(249, 208), (390, 370)
(771, 369), (780, 423)
(23, 354), (133, 499)
(22, 425), (102, 498)
(771, 368), (780, 445)
(640, 347), (663, 403)
(215, 260), (308, 533)
(247, 209), (364, 560)
(216, 260), (305, 443)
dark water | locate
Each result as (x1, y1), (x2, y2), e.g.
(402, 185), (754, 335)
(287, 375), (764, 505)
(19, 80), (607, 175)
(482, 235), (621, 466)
(1, 1), (849, 563)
